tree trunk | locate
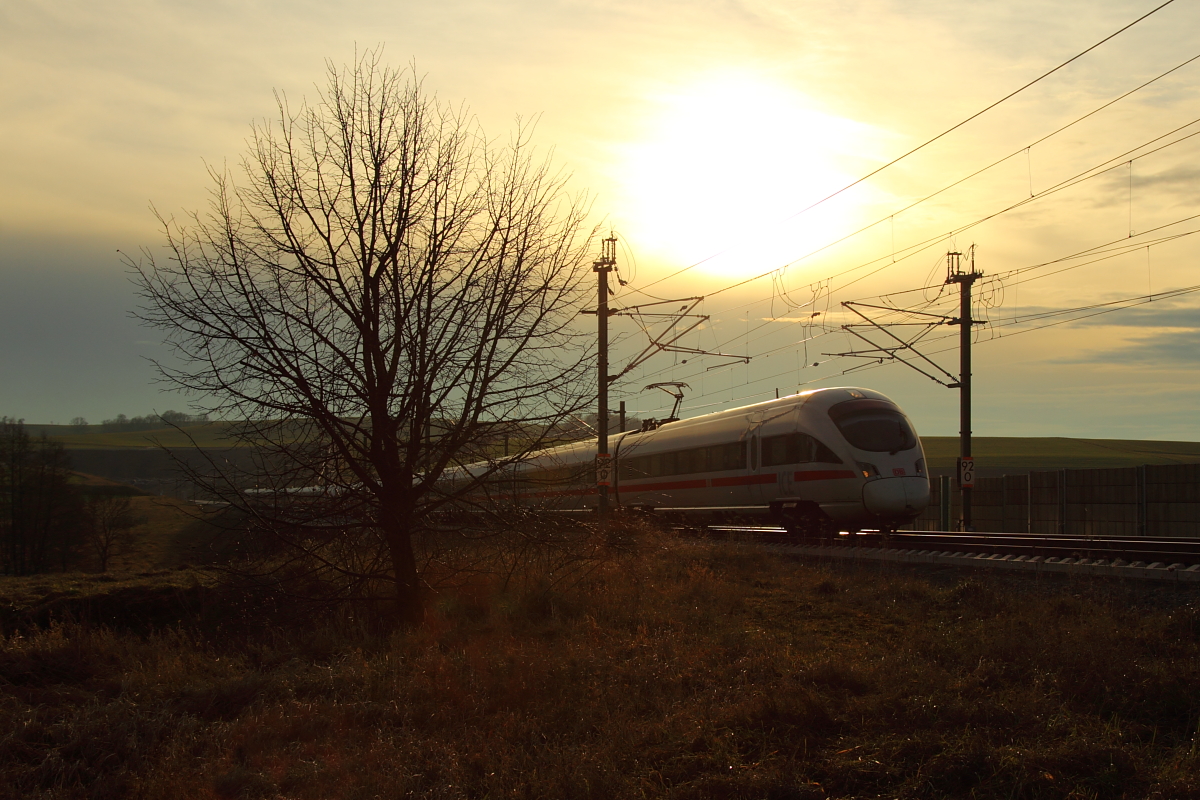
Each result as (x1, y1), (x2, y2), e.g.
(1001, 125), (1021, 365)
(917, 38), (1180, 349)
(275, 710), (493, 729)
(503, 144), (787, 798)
(130, 54), (593, 625)
(383, 506), (423, 627)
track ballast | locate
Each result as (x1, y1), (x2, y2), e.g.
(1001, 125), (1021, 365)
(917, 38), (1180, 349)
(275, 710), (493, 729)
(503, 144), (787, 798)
(689, 526), (1200, 579)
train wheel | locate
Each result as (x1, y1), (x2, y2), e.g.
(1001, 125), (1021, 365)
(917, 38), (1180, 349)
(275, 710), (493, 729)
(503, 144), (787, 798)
(772, 501), (832, 545)
(879, 525), (897, 547)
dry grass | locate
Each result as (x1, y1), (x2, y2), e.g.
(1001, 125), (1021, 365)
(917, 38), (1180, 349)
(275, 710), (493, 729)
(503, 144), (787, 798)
(0, 497), (221, 633)
(81, 496), (225, 574)
(3, 535), (1200, 799)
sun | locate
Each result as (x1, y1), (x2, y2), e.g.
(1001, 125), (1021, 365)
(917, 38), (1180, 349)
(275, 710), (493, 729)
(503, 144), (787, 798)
(615, 73), (880, 279)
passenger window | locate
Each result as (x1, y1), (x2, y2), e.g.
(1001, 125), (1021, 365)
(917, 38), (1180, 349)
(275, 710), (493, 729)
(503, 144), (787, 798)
(761, 433), (842, 466)
(617, 440), (748, 479)
(711, 442), (744, 471)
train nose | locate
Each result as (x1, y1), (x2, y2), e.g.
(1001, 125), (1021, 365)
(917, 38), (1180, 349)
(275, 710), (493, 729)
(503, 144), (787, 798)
(862, 477), (930, 516)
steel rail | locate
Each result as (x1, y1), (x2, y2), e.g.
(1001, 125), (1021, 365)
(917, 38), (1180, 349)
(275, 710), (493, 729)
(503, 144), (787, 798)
(693, 526), (1200, 566)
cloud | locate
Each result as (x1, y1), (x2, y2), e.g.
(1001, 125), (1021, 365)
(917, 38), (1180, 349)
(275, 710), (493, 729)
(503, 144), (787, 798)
(998, 299), (1200, 330)
(995, 297), (1200, 366)
(1132, 164), (1200, 193)
(1089, 160), (1200, 209)
(1080, 305), (1200, 329)
(1059, 328), (1200, 367)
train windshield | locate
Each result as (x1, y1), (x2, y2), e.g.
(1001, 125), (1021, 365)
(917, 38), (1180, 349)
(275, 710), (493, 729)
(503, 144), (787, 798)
(828, 399), (917, 453)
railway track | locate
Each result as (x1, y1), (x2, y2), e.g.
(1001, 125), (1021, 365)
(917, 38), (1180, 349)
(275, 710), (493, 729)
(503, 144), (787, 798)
(690, 526), (1200, 580)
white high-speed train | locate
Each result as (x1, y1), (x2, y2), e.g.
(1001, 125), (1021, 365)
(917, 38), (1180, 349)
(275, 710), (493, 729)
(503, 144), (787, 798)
(454, 387), (930, 533)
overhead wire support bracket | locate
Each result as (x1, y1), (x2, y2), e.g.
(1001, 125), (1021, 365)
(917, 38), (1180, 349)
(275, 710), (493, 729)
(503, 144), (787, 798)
(840, 302), (985, 325)
(607, 296), (750, 383)
(824, 300), (967, 388)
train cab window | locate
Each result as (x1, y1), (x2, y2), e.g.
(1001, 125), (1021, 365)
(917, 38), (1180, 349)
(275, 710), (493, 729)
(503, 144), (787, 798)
(828, 399), (917, 453)
(761, 432), (842, 466)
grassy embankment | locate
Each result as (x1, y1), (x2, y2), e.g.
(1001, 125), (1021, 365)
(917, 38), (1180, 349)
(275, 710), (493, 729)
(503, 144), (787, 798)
(3, 514), (1200, 798)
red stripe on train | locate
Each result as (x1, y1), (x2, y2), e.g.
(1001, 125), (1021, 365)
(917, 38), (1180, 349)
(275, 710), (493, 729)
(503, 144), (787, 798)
(619, 478), (708, 493)
(793, 470), (857, 481)
(525, 487), (599, 498)
(710, 473), (778, 487)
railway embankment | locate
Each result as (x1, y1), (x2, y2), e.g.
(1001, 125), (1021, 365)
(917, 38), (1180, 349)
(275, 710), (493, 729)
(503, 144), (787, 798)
(775, 542), (1200, 581)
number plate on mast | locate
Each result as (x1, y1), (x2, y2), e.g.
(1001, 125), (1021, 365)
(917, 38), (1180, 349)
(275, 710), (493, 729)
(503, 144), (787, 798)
(957, 456), (975, 488)
(595, 453), (612, 486)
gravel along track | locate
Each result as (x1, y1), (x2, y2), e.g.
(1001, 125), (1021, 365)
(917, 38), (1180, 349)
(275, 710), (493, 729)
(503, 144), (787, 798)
(696, 526), (1200, 581)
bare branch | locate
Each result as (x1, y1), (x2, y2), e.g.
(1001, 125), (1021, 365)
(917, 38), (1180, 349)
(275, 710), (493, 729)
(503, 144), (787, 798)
(129, 51), (597, 625)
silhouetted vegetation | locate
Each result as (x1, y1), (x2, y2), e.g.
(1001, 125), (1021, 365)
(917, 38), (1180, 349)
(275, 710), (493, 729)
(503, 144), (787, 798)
(0, 421), (168, 574)
(0, 418), (84, 574)
(81, 496), (143, 572)
(97, 410), (210, 433)
(130, 52), (597, 625)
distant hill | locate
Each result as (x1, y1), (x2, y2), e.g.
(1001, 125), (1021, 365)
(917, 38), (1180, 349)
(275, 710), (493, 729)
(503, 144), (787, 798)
(26, 422), (249, 449)
(920, 436), (1200, 476)
(12, 423), (255, 496)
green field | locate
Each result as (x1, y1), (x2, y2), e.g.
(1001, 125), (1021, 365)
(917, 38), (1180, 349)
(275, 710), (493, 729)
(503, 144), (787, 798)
(920, 436), (1200, 472)
(28, 422), (247, 449)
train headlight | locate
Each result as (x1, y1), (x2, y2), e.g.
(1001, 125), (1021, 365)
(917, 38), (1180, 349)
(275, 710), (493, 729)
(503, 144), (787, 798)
(916, 458), (925, 475)
(856, 461), (879, 479)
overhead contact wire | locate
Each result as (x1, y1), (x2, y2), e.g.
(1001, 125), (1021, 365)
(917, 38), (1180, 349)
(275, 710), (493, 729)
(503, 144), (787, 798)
(631, 0), (1180, 295)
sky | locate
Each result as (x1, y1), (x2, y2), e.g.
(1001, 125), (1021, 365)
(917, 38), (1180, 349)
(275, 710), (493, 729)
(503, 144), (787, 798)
(3, 0), (1200, 440)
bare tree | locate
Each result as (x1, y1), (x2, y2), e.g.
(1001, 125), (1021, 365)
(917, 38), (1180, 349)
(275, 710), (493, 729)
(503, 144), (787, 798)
(83, 495), (140, 572)
(131, 52), (596, 625)
(0, 418), (83, 575)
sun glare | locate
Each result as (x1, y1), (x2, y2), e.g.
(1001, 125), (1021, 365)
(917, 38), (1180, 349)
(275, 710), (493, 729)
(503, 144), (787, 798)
(616, 74), (880, 279)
